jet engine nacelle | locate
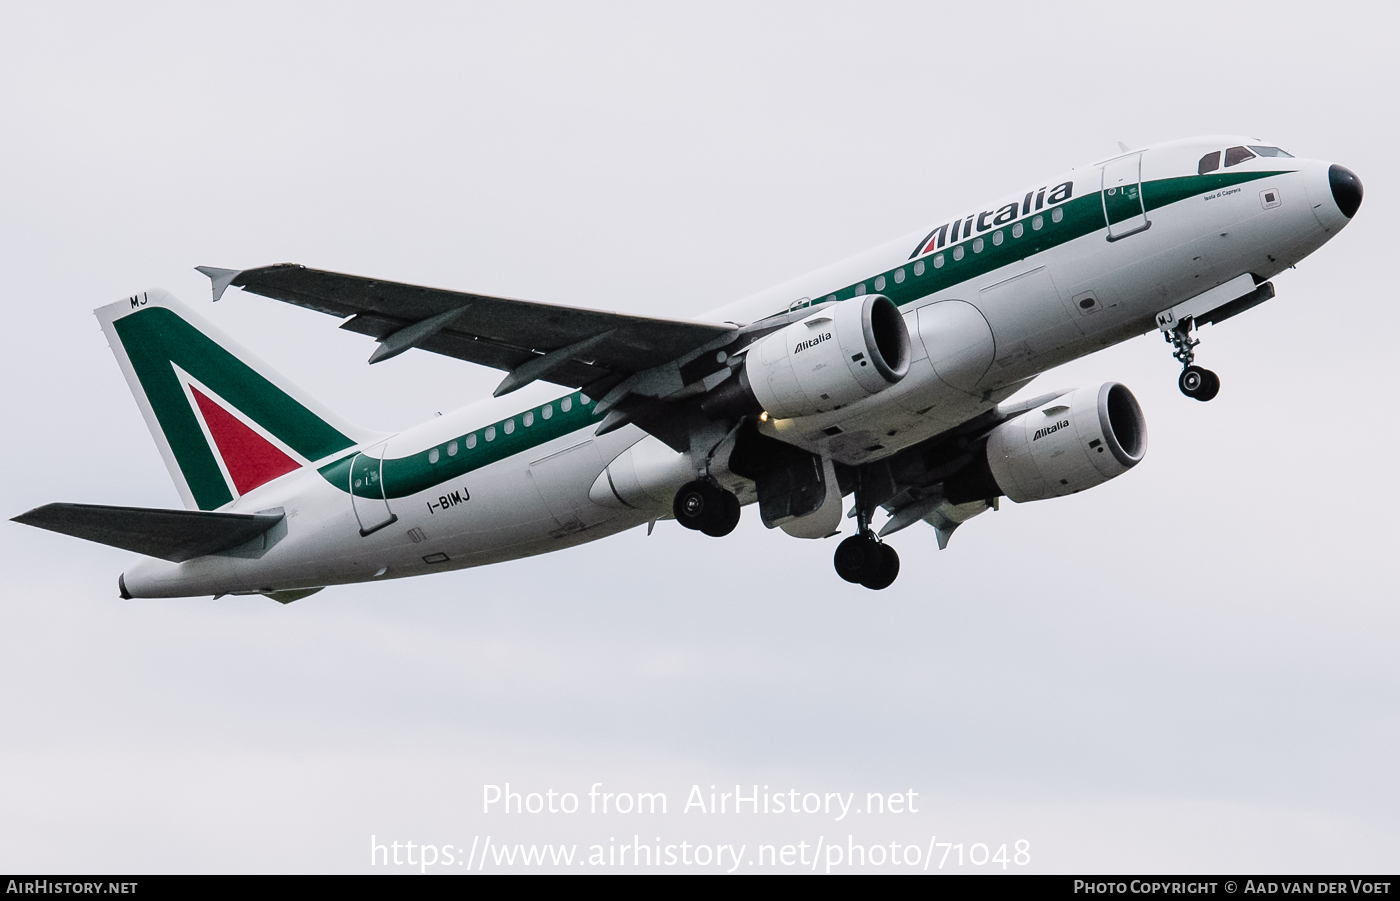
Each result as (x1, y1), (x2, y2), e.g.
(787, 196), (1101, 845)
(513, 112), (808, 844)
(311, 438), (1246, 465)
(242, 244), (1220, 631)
(948, 382), (1148, 503)
(702, 293), (911, 420)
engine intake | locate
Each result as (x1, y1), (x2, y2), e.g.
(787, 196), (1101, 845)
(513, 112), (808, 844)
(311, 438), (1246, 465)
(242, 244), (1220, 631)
(945, 382), (1147, 504)
(702, 293), (910, 420)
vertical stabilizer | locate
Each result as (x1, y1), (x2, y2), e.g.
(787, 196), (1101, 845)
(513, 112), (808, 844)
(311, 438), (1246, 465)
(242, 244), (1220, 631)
(96, 289), (376, 511)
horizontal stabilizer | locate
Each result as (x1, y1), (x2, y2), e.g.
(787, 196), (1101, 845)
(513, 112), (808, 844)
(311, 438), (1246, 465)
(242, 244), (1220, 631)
(12, 503), (285, 563)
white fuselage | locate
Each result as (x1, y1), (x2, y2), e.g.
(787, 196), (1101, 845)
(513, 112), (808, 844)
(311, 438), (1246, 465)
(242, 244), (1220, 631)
(123, 136), (1351, 597)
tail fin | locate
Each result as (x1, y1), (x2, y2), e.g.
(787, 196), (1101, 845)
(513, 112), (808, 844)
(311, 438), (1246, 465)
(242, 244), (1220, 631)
(97, 289), (375, 511)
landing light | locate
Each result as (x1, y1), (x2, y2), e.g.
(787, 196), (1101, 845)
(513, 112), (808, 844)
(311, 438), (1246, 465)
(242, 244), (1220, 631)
(759, 411), (769, 422)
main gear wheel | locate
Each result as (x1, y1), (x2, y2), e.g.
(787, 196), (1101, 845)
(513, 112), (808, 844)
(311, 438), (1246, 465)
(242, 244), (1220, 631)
(673, 480), (741, 537)
(834, 533), (900, 590)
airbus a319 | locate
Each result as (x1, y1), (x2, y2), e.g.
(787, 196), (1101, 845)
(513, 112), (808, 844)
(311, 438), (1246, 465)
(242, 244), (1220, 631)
(14, 136), (1362, 598)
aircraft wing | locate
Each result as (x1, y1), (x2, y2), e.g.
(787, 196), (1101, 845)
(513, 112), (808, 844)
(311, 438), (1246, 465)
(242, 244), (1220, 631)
(197, 263), (737, 396)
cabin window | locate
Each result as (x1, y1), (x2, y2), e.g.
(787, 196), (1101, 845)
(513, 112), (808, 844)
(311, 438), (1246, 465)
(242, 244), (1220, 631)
(1051, 207), (1064, 223)
(1198, 151), (1221, 175)
(1012, 222), (1024, 238)
(485, 426), (496, 441)
(952, 246), (965, 261)
(893, 268), (905, 284)
(523, 411), (534, 427)
(1249, 145), (1293, 158)
(428, 448), (440, 464)
(1032, 215), (1044, 230)
(913, 260), (925, 276)
(542, 404), (553, 420)
(933, 253), (944, 269)
(1224, 145), (1255, 167)
(972, 237), (984, 253)
(855, 283), (867, 296)
(874, 275), (886, 291)
(504, 419), (515, 435)
(580, 394), (591, 404)
(466, 433), (477, 449)
(561, 397), (572, 412)
(992, 230), (1004, 246)
(447, 440), (458, 456)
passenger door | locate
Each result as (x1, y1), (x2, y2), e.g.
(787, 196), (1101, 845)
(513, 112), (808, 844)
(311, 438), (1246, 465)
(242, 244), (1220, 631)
(1102, 152), (1150, 240)
(349, 441), (397, 536)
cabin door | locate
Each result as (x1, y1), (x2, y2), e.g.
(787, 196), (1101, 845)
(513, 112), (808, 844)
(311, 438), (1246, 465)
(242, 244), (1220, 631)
(1102, 152), (1149, 240)
(350, 442), (397, 536)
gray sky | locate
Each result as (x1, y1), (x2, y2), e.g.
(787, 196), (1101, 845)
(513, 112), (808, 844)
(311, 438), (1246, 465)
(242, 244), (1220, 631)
(2, 1), (1396, 874)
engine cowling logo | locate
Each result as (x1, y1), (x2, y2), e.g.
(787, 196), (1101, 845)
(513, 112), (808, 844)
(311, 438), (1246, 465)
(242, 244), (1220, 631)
(794, 332), (832, 355)
(1033, 419), (1070, 441)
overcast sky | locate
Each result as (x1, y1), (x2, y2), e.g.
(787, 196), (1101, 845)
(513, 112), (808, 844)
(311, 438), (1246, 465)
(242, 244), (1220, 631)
(2, 1), (1396, 874)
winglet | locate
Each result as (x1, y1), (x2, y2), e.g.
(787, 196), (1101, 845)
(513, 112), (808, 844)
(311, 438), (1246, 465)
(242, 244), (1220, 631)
(195, 266), (243, 302)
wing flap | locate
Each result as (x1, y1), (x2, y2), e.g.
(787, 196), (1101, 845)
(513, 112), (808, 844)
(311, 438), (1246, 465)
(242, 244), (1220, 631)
(13, 503), (285, 563)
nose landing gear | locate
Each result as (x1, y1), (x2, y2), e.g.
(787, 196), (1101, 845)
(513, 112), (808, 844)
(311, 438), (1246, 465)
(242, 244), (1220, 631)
(673, 479), (741, 537)
(1165, 318), (1220, 402)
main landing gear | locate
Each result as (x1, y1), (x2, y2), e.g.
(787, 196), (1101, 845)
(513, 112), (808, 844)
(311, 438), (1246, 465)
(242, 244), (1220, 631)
(834, 532), (900, 590)
(673, 479), (741, 537)
(1165, 318), (1221, 402)
(834, 475), (900, 590)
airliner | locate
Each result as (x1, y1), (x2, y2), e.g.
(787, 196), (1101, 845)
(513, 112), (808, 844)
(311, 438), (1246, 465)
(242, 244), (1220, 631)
(13, 136), (1362, 597)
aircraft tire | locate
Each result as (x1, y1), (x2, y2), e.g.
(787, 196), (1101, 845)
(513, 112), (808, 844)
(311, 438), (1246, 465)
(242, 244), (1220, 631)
(834, 534), (882, 584)
(1179, 366), (1221, 402)
(701, 490), (742, 537)
(674, 480), (725, 533)
(861, 543), (900, 591)
(1197, 369), (1221, 401)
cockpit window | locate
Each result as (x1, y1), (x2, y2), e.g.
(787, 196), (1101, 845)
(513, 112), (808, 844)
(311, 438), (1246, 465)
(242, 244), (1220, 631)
(1198, 151), (1222, 176)
(1224, 145), (1256, 167)
(1248, 145), (1293, 158)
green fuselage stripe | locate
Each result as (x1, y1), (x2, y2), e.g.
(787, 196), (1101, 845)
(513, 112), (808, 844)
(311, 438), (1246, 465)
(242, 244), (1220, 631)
(319, 167), (1280, 500)
(824, 169), (1277, 311)
(321, 392), (605, 500)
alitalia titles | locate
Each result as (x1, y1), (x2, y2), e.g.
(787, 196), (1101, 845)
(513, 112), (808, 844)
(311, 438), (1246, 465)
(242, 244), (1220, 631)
(1034, 420), (1070, 441)
(911, 180), (1075, 259)
(794, 332), (832, 355)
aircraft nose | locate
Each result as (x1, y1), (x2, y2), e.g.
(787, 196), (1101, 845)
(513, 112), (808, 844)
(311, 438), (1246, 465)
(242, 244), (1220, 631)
(1329, 164), (1363, 218)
